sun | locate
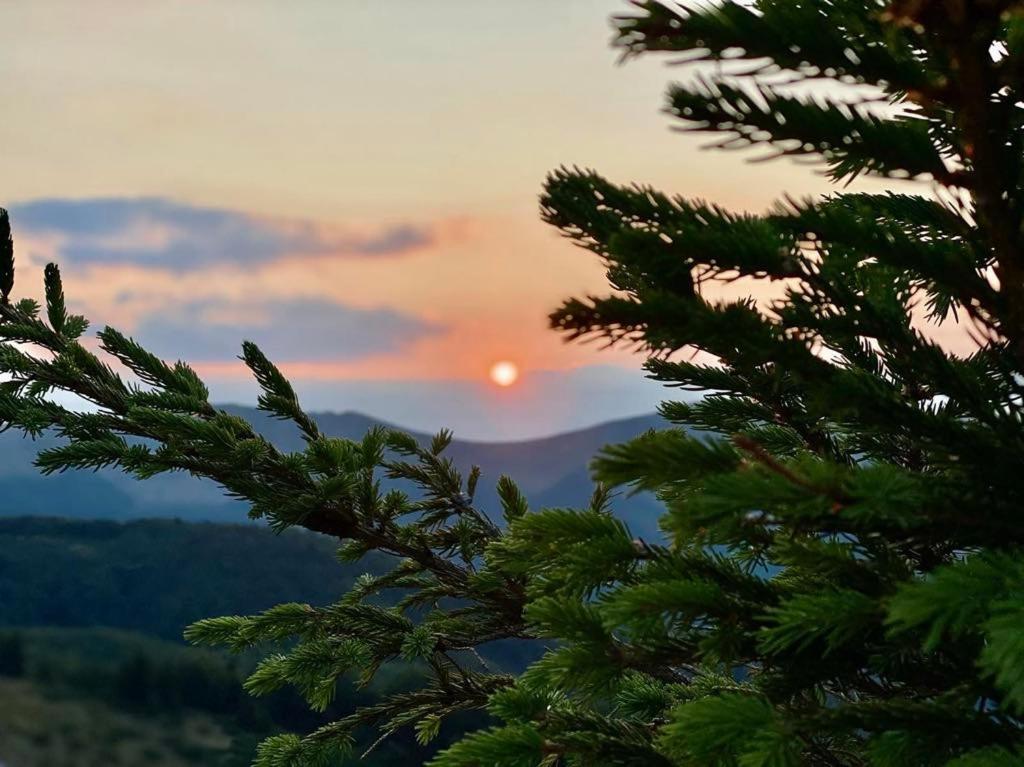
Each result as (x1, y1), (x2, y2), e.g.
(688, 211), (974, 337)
(489, 360), (519, 387)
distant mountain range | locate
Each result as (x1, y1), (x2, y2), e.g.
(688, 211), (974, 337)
(0, 407), (668, 538)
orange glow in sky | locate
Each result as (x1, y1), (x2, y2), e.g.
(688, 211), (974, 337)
(0, 1), (940, 438)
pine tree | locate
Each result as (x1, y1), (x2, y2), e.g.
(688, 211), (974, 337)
(1, 0), (1024, 764)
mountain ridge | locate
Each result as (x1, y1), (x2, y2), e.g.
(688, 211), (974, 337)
(0, 406), (668, 537)
(273, 408), (664, 447)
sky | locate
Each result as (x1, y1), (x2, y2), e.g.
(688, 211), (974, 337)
(0, 1), (932, 439)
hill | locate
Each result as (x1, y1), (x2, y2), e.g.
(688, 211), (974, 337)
(0, 624), (471, 767)
(0, 408), (667, 537)
(0, 519), (489, 766)
(0, 517), (385, 639)
(0, 676), (256, 767)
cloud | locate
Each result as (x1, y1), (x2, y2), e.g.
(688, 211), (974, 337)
(132, 297), (445, 362)
(9, 197), (434, 270)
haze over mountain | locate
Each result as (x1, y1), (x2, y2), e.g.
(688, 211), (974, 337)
(0, 406), (668, 538)
(0, 409), (672, 766)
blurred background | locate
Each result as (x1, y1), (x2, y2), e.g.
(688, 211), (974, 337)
(0, 3), (924, 765)
(0, 0), (859, 440)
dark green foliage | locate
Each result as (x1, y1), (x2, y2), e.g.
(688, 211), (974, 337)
(0, 631), (25, 677)
(3, 1), (1024, 764)
(486, 1), (1024, 763)
(0, 517), (385, 640)
(0, 626), (459, 767)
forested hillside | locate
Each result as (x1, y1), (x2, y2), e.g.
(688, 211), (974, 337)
(0, 518), (495, 766)
(0, 517), (377, 638)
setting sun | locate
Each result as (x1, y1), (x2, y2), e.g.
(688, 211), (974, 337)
(489, 361), (519, 387)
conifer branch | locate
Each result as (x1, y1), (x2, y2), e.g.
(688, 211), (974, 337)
(4, 2), (1024, 764)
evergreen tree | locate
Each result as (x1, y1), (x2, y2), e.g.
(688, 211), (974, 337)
(1, 0), (1023, 764)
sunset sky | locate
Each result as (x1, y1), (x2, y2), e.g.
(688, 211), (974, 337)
(0, 1), (927, 439)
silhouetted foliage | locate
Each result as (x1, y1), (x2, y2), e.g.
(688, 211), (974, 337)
(3, 1), (1024, 765)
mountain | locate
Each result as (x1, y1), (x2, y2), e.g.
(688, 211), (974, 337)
(224, 406), (664, 500)
(0, 407), (667, 537)
(0, 412), (671, 765)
